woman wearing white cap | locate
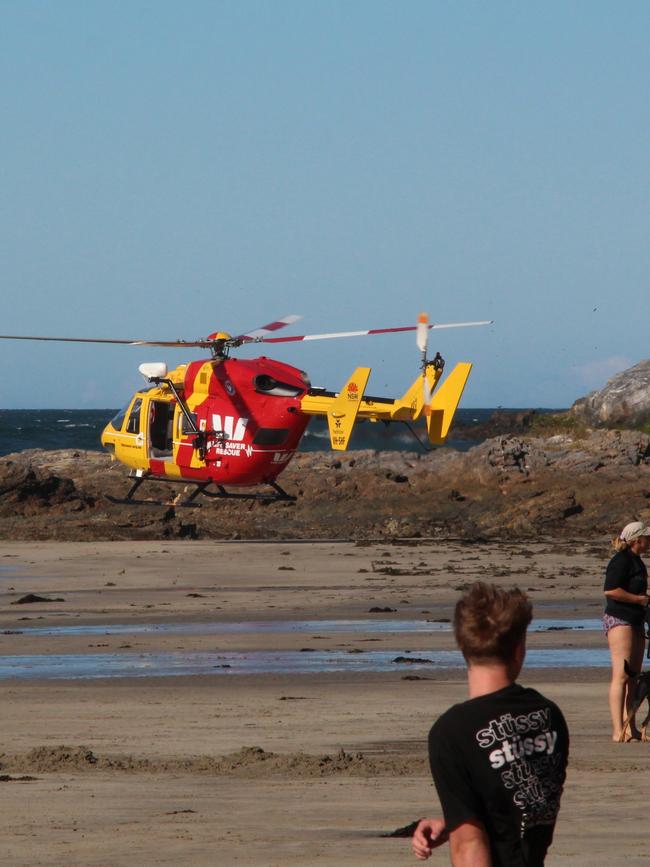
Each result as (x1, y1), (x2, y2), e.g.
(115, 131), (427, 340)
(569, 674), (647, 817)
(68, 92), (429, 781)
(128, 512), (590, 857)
(603, 521), (650, 741)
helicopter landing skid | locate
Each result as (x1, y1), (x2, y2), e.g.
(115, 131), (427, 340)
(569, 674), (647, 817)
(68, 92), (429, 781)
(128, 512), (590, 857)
(105, 473), (296, 507)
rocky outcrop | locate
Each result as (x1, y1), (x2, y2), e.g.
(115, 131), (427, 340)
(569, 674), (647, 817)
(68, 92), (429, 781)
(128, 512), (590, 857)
(1, 432), (650, 541)
(0, 462), (95, 516)
(571, 360), (650, 428)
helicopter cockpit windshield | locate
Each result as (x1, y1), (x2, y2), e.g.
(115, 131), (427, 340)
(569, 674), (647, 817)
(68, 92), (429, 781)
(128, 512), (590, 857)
(109, 402), (131, 432)
(109, 383), (158, 432)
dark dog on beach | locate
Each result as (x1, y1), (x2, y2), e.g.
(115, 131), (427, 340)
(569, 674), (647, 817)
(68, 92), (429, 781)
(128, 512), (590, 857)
(619, 660), (650, 742)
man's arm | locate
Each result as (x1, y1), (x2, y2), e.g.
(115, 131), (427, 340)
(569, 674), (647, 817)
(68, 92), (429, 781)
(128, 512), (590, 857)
(449, 819), (492, 867)
(427, 717), (487, 862)
(411, 818), (448, 860)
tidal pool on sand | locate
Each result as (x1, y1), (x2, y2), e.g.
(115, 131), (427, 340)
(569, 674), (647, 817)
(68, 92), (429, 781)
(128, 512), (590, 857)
(4, 618), (601, 637)
(0, 646), (611, 680)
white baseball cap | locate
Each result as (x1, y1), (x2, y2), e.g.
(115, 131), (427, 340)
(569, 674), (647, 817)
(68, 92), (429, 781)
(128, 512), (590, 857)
(620, 521), (650, 542)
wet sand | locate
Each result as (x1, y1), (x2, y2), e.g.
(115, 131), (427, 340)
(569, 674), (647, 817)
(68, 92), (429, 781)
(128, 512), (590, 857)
(0, 539), (648, 865)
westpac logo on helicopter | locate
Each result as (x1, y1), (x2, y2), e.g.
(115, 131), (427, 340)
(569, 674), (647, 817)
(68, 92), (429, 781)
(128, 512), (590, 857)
(207, 415), (252, 457)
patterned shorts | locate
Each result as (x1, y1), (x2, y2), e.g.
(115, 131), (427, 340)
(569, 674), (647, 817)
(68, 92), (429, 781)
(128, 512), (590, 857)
(602, 614), (644, 635)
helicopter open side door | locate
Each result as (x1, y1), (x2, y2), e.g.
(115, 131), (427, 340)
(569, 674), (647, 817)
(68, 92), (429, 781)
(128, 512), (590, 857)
(147, 398), (174, 458)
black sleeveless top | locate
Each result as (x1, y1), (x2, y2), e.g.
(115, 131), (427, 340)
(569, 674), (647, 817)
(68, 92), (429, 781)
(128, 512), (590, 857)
(604, 549), (648, 626)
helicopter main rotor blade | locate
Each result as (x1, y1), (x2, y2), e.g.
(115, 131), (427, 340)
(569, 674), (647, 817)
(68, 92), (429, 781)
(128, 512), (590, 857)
(234, 314), (302, 343)
(0, 317), (491, 350)
(248, 320), (493, 345)
(0, 334), (213, 347)
(0, 313), (305, 350)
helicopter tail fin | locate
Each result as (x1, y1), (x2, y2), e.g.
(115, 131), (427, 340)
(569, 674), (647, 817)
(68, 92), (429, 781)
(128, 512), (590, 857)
(425, 362), (472, 445)
(391, 366), (443, 421)
(326, 367), (371, 450)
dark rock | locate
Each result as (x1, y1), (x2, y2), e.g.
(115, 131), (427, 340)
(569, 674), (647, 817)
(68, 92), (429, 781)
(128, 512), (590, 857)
(385, 471), (409, 483)
(0, 464), (94, 515)
(392, 656), (433, 665)
(11, 594), (65, 605)
(481, 437), (540, 476)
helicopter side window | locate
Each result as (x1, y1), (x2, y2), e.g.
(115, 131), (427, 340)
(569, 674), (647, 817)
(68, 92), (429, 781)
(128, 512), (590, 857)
(125, 399), (142, 434)
(181, 412), (198, 435)
(254, 374), (303, 398)
(110, 403), (129, 431)
(253, 428), (289, 446)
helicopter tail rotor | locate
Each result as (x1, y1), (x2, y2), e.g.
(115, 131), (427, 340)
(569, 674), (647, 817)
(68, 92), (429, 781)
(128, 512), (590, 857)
(416, 313), (447, 417)
(417, 313), (434, 414)
(416, 312), (429, 354)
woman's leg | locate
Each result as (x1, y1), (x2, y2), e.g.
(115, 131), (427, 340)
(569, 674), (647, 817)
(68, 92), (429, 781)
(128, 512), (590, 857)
(607, 624), (638, 740)
(625, 628), (646, 738)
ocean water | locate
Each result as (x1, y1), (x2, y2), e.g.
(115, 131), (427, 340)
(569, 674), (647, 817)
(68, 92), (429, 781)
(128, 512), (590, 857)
(0, 409), (114, 457)
(0, 407), (507, 458)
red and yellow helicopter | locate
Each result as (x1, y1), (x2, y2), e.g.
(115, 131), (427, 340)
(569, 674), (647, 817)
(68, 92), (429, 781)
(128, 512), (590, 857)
(0, 314), (490, 504)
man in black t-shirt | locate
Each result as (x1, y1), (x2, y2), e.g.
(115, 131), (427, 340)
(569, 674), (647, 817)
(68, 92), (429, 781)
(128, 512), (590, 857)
(412, 582), (569, 866)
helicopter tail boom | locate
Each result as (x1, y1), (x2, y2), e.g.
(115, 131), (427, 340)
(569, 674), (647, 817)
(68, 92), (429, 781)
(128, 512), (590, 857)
(300, 361), (472, 449)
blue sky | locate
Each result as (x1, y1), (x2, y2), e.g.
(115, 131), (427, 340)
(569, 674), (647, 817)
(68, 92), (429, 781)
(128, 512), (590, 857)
(1, 1), (648, 408)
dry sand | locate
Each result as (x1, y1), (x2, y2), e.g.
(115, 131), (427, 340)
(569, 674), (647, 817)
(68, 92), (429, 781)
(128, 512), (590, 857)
(0, 539), (647, 866)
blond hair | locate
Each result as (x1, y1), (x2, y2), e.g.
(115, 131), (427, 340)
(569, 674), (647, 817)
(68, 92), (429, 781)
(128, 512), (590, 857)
(454, 581), (532, 663)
